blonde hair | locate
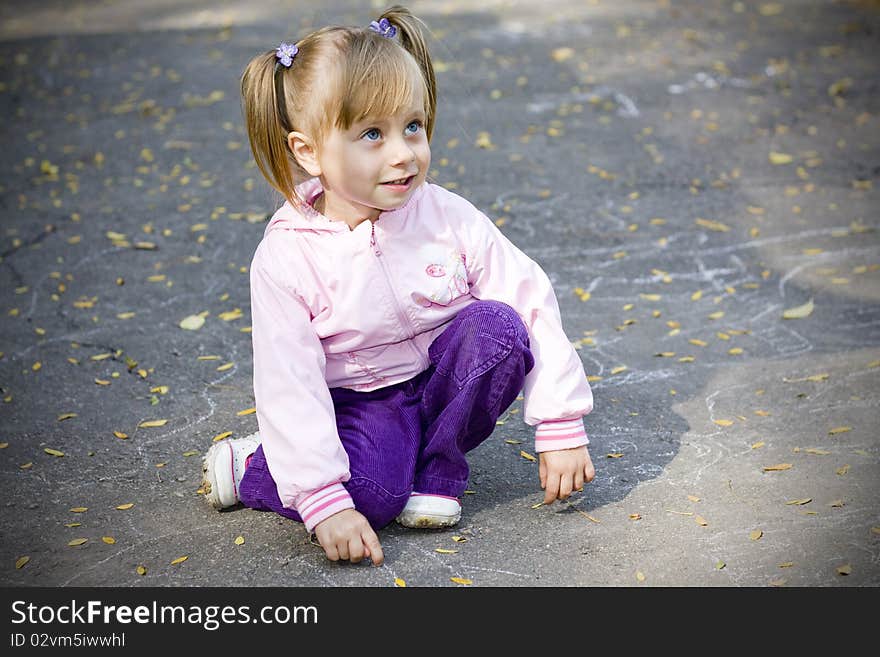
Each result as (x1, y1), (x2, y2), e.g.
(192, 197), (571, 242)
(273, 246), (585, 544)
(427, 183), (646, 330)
(241, 5), (437, 205)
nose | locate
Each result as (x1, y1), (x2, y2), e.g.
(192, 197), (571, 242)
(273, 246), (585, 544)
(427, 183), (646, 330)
(388, 135), (416, 166)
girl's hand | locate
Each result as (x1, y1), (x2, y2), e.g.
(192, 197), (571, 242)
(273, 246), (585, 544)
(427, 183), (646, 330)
(314, 509), (384, 566)
(538, 445), (596, 505)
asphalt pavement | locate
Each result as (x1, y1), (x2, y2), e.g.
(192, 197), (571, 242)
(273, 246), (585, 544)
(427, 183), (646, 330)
(0, 0), (878, 588)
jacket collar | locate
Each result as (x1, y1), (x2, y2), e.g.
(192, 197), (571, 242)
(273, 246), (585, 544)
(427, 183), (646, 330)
(263, 178), (427, 237)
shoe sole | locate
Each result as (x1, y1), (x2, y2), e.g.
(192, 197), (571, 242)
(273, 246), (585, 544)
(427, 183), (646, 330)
(395, 509), (461, 529)
(201, 442), (235, 510)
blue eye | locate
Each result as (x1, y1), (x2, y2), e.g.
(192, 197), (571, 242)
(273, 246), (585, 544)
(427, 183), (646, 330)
(405, 120), (422, 136)
(361, 128), (381, 141)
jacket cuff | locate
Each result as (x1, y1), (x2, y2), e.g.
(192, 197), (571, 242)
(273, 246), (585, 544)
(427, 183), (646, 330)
(534, 418), (589, 453)
(295, 482), (355, 533)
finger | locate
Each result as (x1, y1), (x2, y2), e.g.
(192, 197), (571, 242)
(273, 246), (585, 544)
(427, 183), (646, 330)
(363, 529), (384, 566)
(539, 458), (547, 489)
(348, 537), (365, 564)
(584, 459), (596, 483)
(574, 468), (585, 493)
(336, 541), (350, 562)
(558, 473), (573, 500)
(324, 544), (340, 562)
(544, 472), (560, 505)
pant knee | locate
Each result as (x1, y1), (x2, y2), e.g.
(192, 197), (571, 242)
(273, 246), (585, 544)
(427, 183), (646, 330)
(460, 300), (529, 347)
(346, 477), (411, 529)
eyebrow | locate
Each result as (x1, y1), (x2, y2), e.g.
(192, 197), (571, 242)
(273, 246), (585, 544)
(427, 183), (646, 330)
(355, 108), (426, 128)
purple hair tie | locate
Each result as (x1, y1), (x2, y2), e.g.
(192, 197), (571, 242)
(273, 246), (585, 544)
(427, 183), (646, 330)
(369, 18), (397, 39)
(275, 42), (299, 68)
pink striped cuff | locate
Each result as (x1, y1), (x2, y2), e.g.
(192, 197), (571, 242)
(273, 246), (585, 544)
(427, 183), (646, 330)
(534, 418), (589, 453)
(296, 482), (355, 533)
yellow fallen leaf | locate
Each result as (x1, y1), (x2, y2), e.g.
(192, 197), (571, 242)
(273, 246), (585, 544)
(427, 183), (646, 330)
(763, 463), (792, 472)
(636, 571), (646, 582)
(102, 536), (116, 545)
(65, 523), (81, 528)
(116, 503), (134, 510)
(139, 419), (168, 428)
(728, 347), (743, 355)
(237, 407), (256, 416)
(68, 538), (88, 547)
(213, 431), (233, 442)
(654, 352), (676, 357)
(136, 565), (147, 576)
(782, 298), (814, 319)
(629, 513), (642, 520)
(504, 438), (522, 444)
(769, 151), (793, 165)
(871, 527), (880, 535)
(805, 448), (830, 455)
(610, 365), (628, 375)
(234, 536), (245, 546)
(829, 499), (844, 508)
(217, 362), (234, 372)
(695, 218), (730, 232)
(182, 450), (199, 457)
(836, 464), (850, 475)
(394, 577), (406, 587)
(179, 315), (205, 330)
(606, 453), (624, 459)
(779, 562), (794, 568)
(707, 311), (725, 320)
(828, 426), (851, 435)
(749, 529), (763, 541)
(713, 419), (734, 427)
(695, 515), (708, 526)
(551, 47), (574, 62)
(450, 577), (472, 585)
(452, 536), (468, 543)
(689, 338), (708, 347)
(15, 556), (30, 569)
(687, 495), (701, 502)
(783, 373), (829, 383)
(44, 448), (65, 457)
(785, 498), (812, 506)
(751, 441), (766, 449)
(836, 564), (852, 576)
(94, 378), (110, 386)
(520, 450), (537, 462)
(170, 556), (188, 565)
(114, 431), (128, 439)
(715, 560), (726, 570)
(69, 507), (88, 513)
(691, 290), (703, 301)
(759, 2), (784, 16)
(57, 413), (77, 421)
(435, 548), (458, 554)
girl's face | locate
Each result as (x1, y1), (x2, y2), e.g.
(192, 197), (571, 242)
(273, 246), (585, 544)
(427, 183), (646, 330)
(314, 95), (431, 228)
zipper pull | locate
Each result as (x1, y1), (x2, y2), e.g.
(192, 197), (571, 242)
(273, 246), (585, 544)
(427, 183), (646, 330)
(370, 222), (381, 255)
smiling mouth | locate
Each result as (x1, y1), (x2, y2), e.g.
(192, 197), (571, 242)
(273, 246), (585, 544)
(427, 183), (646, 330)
(381, 175), (415, 186)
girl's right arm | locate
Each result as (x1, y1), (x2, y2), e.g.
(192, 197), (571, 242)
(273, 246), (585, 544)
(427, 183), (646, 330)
(249, 235), (356, 532)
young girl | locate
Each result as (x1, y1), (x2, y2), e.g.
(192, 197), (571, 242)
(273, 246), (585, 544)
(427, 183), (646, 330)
(202, 6), (595, 567)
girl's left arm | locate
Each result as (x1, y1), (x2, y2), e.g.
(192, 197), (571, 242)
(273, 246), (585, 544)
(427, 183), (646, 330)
(460, 205), (594, 454)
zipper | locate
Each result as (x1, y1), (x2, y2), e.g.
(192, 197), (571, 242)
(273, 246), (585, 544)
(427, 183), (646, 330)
(370, 223), (429, 370)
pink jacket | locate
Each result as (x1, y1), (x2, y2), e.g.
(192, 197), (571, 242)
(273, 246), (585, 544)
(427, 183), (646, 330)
(250, 179), (593, 531)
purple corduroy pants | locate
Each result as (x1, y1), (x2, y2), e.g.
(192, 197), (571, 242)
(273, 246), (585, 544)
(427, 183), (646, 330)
(238, 300), (535, 529)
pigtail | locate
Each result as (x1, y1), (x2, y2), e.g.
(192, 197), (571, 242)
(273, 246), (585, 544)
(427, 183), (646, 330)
(380, 6), (437, 141)
(241, 51), (299, 204)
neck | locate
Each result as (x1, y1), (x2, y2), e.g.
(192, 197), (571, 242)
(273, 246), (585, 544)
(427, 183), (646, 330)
(315, 191), (380, 231)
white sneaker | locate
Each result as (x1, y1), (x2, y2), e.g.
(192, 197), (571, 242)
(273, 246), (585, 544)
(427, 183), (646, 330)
(396, 493), (461, 529)
(202, 433), (260, 509)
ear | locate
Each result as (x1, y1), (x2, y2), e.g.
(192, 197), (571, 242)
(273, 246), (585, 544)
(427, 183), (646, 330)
(288, 131), (322, 177)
